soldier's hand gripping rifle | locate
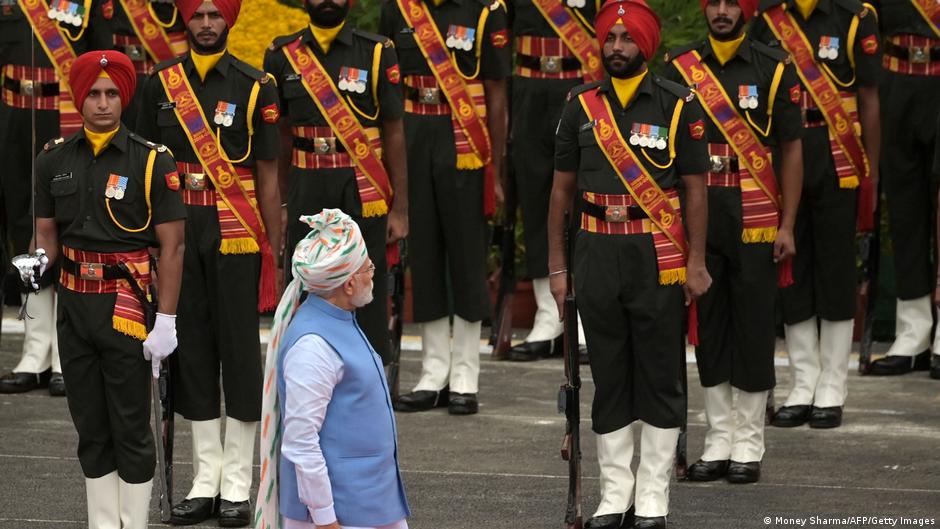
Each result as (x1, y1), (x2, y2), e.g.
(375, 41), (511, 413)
(386, 241), (406, 402)
(557, 216), (582, 529)
(857, 196), (881, 375)
(116, 261), (174, 522)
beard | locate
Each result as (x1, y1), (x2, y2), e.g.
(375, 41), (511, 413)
(708, 14), (746, 41)
(603, 52), (645, 79)
(351, 283), (374, 308)
(188, 26), (229, 54)
(307, 0), (349, 28)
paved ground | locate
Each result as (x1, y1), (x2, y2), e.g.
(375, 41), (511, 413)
(1, 310), (939, 529)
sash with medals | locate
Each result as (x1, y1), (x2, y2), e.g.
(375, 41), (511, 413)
(578, 88), (688, 285)
(117, 0), (185, 63)
(18, 0), (82, 135)
(763, 5), (874, 231)
(673, 50), (781, 243)
(157, 62), (277, 311)
(529, 0), (603, 82)
(282, 38), (392, 218)
(910, 0), (940, 38)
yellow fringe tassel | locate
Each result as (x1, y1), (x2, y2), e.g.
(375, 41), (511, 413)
(741, 226), (778, 244)
(658, 267), (687, 285)
(361, 200), (389, 218)
(839, 175), (859, 189)
(455, 152), (484, 170)
(220, 237), (261, 255)
(113, 316), (148, 341)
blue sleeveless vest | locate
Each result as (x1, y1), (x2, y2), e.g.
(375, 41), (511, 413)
(276, 295), (409, 526)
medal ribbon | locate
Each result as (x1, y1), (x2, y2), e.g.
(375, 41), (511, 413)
(579, 88), (689, 285)
(282, 38), (392, 217)
(909, 0), (940, 38)
(18, 0), (81, 135)
(157, 62), (277, 311)
(117, 0), (180, 62)
(529, 0), (603, 82)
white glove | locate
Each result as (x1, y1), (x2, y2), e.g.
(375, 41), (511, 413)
(12, 249), (49, 291)
(143, 313), (177, 378)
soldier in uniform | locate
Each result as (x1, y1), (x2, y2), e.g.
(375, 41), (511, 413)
(752, 0), (881, 429)
(136, 0), (281, 524)
(866, 0), (940, 376)
(503, 0), (600, 362)
(550, 1), (710, 527)
(662, 0), (804, 483)
(263, 0), (408, 364)
(0, 0), (96, 396)
(27, 49), (185, 529)
(379, 0), (510, 415)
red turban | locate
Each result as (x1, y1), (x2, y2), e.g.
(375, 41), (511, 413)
(177, 0), (241, 28)
(69, 51), (137, 110)
(698, 0), (758, 21)
(595, 0), (661, 61)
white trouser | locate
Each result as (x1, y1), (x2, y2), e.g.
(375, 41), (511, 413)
(526, 277), (564, 343)
(783, 318), (820, 407)
(414, 317), (451, 392)
(413, 317), (481, 394)
(814, 319), (853, 408)
(449, 317), (481, 394)
(188, 418), (223, 498)
(886, 296), (932, 358)
(701, 383), (733, 462)
(933, 307), (940, 354)
(86, 471), (120, 529)
(594, 423), (635, 517)
(732, 390), (768, 463)
(221, 417), (257, 501)
(14, 288), (61, 373)
(118, 478), (152, 529)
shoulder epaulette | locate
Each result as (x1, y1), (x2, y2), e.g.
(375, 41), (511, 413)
(653, 74), (695, 102)
(832, 0), (866, 16)
(663, 41), (703, 64)
(128, 133), (169, 153)
(270, 30), (305, 51)
(353, 28), (394, 48)
(750, 39), (791, 63)
(230, 57), (267, 82)
(152, 54), (186, 73)
(42, 137), (67, 151)
(566, 81), (602, 101)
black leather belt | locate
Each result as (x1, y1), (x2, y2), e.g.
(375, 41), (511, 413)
(2, 77), (59, 97)
(516, 54), (581, 73)
(62, 255), (124, 281)
(293, 136), (347, 154)
(884, 40), (940, 63)
(804, 108), (825, 124)
(582, 201), (648, 222)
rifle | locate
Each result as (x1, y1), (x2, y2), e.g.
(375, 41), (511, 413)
(489, 145), (518, 359)
(857, 198), (881, 375)
(116, 261), (174, 522)
(386, 241), (406, 403)
(675, 342), (688, 480)
(557, 214), (582, 529)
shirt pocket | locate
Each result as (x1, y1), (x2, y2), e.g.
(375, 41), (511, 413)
(49, 175), (79, 223)
(282, 77), (317, 122)
(577, 128), (605, 173)
(156, 107), (179, 129)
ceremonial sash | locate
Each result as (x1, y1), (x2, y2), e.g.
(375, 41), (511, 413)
(158, 62), (277, 311)
(578, 88), (688, 285)
(910, 0), (940, 38)
(282, 38), (392, 217)
(18, 0), (81, 135)
(118, 0), (185, 63)
(673, 50), (781, 243)
(529, 0), (603, 82)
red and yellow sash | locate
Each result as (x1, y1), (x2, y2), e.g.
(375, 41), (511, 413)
(529, 0), (603, 82)
(158, 62), (277, 311)
(117, 0), (186, 63)
(673, 50), (781, 242)
(579, 88), (688, 285)
(18, 0), (81, 135)
(282, 38), (392, 218)
(910, 0), (940, 38)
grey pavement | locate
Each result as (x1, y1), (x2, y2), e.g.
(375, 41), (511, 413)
(1, 315), (939, 529)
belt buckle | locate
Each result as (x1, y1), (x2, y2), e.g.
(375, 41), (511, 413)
(605, 205), (628, 222)
(20, 79), (34, 97)
(125, 44), (144, 61)
(910, 46), (929, 64)
(186, 172), (207, 191)
(709, 155), (727, 174)
(79, 263), (104, 280)
(540, 56), (562, 74)
(313, 137), (336, 155)
(419, 88), (440, 104)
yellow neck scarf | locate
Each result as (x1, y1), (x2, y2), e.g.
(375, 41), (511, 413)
(610, 70), (648, 109)
(708, 32), (746, 66)
(191, 50), (225, 81)
(84, 127), (119, 157)
(794, 0), (818, 20)
(309, 22), (346, 54)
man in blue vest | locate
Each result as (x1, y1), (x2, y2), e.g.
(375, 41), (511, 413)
(257, 208), (410, 529)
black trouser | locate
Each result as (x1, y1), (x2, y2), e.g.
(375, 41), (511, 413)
(780, 127), (858, 324)
(573, 230), (686, 433)
(882, 71), (940, 300)
(57, 287), (155, 483)
(285, 165), (390, 362)
(172, 204), (262, 422)
(511, 76), (581, 278)
(404, 113), (490, 323)
(696, 186), (776, 392)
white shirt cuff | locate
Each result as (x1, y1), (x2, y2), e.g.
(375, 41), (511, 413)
(310, 503), (336, 526)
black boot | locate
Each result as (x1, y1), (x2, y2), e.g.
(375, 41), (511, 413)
(507, 337), (558, 362)
(48, 372), (66, 396)
(0, 369), (51, 394)
(169, 496), (218, 525)
(394, 387), (449, 412)
(686, 459), (729, 481)
(726, 461), (761, 484)
(808, 406), (842, 428)
(869, 351), (930, 375)
(218, 499), (251, 527)
(770, 405), (811, 427)
(585, 513), (623, 529)
(931, 354), (940, 380)
(633, 515), (667, 529)
(448, 393), (478, 415)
